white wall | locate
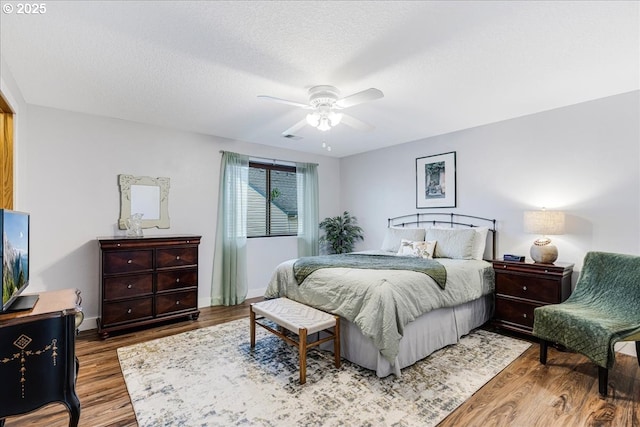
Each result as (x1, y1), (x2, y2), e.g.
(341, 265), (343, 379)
(341, 91), (640, 269)
(13, 104), (340, 328)
(340, 91), (640, 356)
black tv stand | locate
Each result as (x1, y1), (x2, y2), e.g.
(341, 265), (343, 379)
(0, 289), (82, 427)
(6, 294), (39, 312)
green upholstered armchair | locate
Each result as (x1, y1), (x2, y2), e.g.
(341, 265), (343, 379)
(532, 251), (640, 396)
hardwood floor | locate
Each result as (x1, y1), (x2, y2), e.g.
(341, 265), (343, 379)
(4, 299), (638, 426)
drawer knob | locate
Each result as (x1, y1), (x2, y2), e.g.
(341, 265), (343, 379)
(176, 278), (180, 283)
(523, 286), (527, 291)
(176, 256), (181, 260)
(127, 284), (133, 289)
(127, 259), (132, 264)
(544, 269), (549, 273)
(523, 313), (527, 318)
(176, 300), (180, 305)
(127, 308), (132, 314)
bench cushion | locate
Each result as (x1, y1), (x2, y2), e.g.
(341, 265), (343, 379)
(252, 298), (336, 335)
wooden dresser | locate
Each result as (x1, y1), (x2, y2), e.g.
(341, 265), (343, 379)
(97, 235), (201, 338)
(492, 260), (573, 336)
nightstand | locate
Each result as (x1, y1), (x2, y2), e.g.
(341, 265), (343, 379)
(492, 260), (574, 336)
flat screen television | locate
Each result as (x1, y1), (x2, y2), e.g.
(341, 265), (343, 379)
(1, 209), (37, 312)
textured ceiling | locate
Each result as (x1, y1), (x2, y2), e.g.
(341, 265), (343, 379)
(1, 1), (638, 157)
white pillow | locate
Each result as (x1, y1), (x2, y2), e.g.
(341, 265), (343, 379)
(381, 227), (426, 252)
(471, 227), (489, 260)
(397, 239), (437, 259)
(425, 228), (476, 259)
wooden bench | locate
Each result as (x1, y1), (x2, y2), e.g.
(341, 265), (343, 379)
(250, 298), (341, 384)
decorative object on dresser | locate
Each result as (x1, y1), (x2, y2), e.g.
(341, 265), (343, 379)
(523, 208), (565, 263)
(492, 260), (573, 336)
(416, 151), (456, 209)
(97, 235), (201, 339)
(0, 289), (83, 427)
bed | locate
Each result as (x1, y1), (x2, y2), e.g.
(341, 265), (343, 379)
(264, 213), (497, 377)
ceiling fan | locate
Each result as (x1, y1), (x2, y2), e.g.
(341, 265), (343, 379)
(258, 85), (384, 136)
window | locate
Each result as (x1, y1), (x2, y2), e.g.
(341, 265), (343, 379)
(247, 162), (298, 237)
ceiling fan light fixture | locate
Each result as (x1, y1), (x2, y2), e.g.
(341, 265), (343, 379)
(317, 117), (331, 131)
(328, 111), (343, 126)
(306, 113), (320, 127)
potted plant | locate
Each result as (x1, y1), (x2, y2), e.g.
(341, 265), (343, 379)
(319, 211), (364, 254)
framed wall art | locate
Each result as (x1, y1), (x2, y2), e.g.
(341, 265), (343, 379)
(416, 151), (456, 208)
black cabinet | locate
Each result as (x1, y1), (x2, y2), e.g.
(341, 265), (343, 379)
(0, 289), (83, 427)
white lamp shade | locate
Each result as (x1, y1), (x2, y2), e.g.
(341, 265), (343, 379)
(328, 111), (343, 126)
(306, 113), (320, 127)
(524, 210), (565, 235)
(317, 117), (331, 131)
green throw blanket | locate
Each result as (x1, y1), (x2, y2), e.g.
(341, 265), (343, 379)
(533, 251), (640, 369)
(293, 253), (447, 289)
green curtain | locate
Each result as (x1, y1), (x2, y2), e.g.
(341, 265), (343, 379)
(296, 162), (319, 257)
(211, 151), (249, 305)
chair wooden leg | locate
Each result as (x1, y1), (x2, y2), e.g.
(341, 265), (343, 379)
(598, 366), (608, 397)
(540, 339), (548, 364)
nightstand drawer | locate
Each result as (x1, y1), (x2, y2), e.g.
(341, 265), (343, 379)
(103, 274), (153, 300)
(495, 297), (536, 328)
(495, 274), (560, 304)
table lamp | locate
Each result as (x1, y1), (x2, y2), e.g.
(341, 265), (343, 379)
(523, 209), (565, 264)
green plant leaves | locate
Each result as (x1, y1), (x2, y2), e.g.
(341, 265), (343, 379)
(318, 211), (364, 254)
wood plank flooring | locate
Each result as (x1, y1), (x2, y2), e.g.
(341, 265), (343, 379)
(3, 298), (638, 426)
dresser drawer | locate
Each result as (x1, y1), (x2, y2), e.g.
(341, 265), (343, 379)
(103, 250), (153, 274)
(103, 274), (153, 300)
(157, 269), (197, 292)
(495, 297), (537, 328)
(155, 290), (197, 315)
(495, 273), (560, 304)
(157, 247), (198, 268)
(102, 297), (153, 326)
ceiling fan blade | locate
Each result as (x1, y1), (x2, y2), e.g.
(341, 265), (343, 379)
(258, 95), (311, 109)
(282, 119), (308, 136)
(340, 113), (374, 131)
(335, 88), (384, 108)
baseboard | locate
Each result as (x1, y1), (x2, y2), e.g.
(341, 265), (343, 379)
(246, 287), (267, 299)
(615, 341), (638, 358)
(79, 316), (98, 332)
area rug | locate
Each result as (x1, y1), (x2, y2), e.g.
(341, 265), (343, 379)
(117, 319), (530, 427)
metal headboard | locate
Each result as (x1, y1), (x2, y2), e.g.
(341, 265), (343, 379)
(387, 213), (497, 260)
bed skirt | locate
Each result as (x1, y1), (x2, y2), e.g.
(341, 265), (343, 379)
(321, 294), (494, 377)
